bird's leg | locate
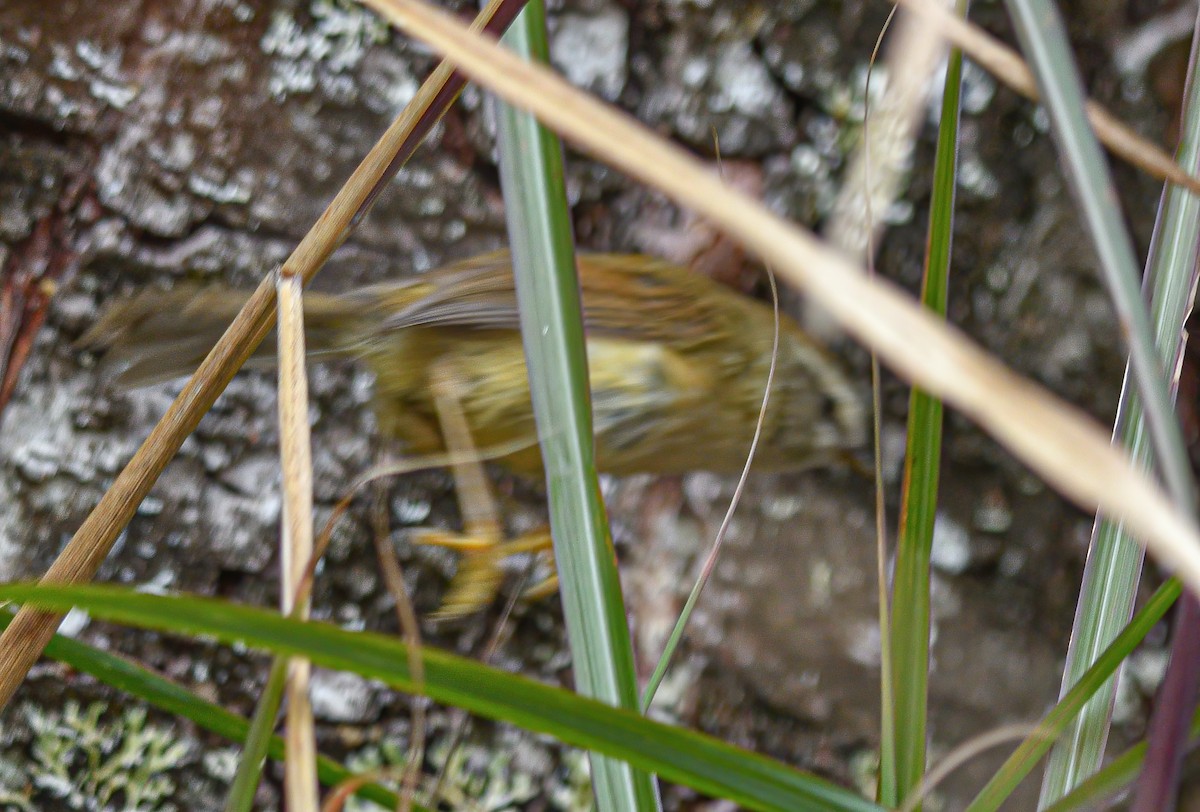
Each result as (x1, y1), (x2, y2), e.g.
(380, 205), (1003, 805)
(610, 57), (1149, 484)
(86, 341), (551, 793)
(427, 359), (503, 545)
(414, 359), (504, 619)
(414, 360), (555, 619)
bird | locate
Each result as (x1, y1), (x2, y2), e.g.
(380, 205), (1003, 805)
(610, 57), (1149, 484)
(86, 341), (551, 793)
(79, 249), (865, 617)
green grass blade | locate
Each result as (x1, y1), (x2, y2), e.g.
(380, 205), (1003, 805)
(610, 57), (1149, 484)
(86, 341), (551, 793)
(965, 578), (1182, 810)
(0, 585), (881, 811)
(1013, 3), (1200, 802)
(490, 3), (658, 810)
(0, 610), (405, 810)
(1044, 693), (1200, 811)
(887, 7), (964, 807)
(225, 656), (288, 812)
(1044, 742), (1150, 812)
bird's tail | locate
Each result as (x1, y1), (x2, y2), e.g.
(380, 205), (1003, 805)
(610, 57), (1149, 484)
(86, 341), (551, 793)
(77, 284), (356, 387)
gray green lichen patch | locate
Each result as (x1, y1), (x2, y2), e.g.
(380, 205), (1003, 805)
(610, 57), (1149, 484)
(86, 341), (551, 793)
(344, 731), (594, 812)
(3, 701), (191, 812)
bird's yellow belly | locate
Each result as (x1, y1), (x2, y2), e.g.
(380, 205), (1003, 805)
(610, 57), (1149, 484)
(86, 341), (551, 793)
(363, 329), (726, 476)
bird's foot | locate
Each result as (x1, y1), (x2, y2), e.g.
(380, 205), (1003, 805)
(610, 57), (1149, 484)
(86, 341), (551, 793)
(414, 527), (554, 620)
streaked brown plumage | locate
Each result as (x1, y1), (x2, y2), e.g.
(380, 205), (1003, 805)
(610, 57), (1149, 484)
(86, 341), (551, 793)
(82, 249), (864, 475)
(81, 249), (864, 616)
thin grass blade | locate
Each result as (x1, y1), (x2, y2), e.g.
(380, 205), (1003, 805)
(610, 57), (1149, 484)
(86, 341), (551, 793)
(1045, 694), (1200, 811)
(1029, 4), (1200, 803)
(490, 3), (658, 810)
(887, 7), (964, 807)
(966, 578), (1182, 810)
(0, 583), (880, 812)
(225, 657), (289, 812)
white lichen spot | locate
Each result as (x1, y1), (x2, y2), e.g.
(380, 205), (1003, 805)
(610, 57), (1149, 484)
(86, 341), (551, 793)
(959, 155), (1001, 200)
(710, 41), (781, 116)
(549, 750), (593, 810)
(309, 669), (380, 723)
(844, 620), (882, 667)
(202, 747), (240, 782)
(550, 8), (630, 102)
(68, 40), (139, 109)
(930, 513), (972, 575)
(1032, 106), (1051, 132)
(442, 219), (467, 242)
(261, 0), (388, 101)
(187, 173), (252, 204)
(136, 569), (177, 596)
(48, 44), (81, 81)
(961, 60), (997, 115)
(75, 40), (115, 71)
(416, 195), (445, 217)
(762, 492), (804, 521)
(393, 493), (432, 524)
(680, 55), (710, 89)
(790, 143), (823, 176)
(44, 84), (81, 121)
(88, 79), (138, 109)
(808, 559), (833, 608)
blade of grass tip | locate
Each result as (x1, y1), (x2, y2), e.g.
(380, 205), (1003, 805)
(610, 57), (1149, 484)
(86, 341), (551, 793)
(855, 9), (907, 805)
(890, 2), (965, 808)
(0, 584), (884, 812)
(1037, 4), (1200, 804)
(277, 271), (319, 809)
(857, 10), (898, 805)
(226, 656), (291, 812)
(0, 0), (532, 711)
(639, 133), (777, 712)
(489, 3), (658, 810)
(825, 4), (944, 260)
(966, 577), (1183, 811)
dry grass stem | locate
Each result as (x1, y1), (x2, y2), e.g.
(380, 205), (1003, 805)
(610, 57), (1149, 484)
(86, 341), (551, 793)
(370, 488), (427, 812)
(895, 0), (1200, 196)
(826, 0), (948, 261)
(277, 272), (319, 810)
(898, 723), (1047, 812)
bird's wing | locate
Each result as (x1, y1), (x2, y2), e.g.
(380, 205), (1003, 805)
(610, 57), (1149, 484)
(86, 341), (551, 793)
(361, 249), (741, 348)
